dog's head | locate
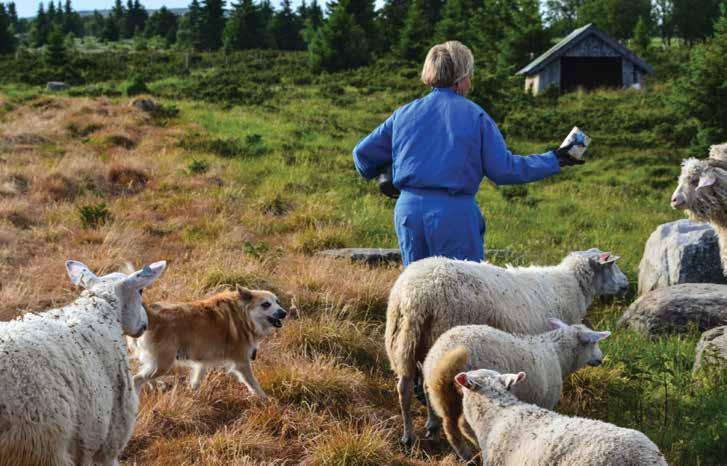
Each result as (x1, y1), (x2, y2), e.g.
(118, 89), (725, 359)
(236, 285), (287, 336)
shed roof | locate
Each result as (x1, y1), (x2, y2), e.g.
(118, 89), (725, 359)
(517, 23), (654, 76)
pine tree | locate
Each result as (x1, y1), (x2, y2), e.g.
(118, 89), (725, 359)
(201, 0), (226, 50)
(397, 0), (430, 60)
(273, 0), (303, 50)
(7, 2), (18, 32)
(223, 0), (262, 50)
(631, 16), (651, 55)
(0, 3), (16, 55)
(672, 0), (722, 43)
(308, 0), (370, 70)
(33, 2), (51, 46)
(45, 26), (67, 67)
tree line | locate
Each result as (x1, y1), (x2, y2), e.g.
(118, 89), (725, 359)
(0, 0), (725, 72)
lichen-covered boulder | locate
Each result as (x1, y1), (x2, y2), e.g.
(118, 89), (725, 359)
(693, 326), (727, 373)
(618, 283), (727, 336)
(638, 220), (725, 295)
(46, 81), (69, 92)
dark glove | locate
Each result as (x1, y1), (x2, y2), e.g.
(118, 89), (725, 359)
(553, 141), (586, 167)
(377, 164), (400, 199)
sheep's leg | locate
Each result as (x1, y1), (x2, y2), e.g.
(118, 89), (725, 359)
(397, 375), (415, 446)
(188, 363), (208, 390)
(230, 359), (267, 399)
(440, 404), (476, 462)
(423, 381), (441, 438)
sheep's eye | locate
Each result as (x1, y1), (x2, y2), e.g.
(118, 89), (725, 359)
(139, 289), (144, 295)
(261, 301), (271, 309)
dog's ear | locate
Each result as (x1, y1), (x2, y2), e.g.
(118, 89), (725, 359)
(236, 285), (253, 302)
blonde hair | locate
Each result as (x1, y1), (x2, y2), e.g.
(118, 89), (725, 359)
(421, 41), (475, 88)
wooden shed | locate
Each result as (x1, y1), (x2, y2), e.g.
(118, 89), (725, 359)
(517, 23), (654, 95)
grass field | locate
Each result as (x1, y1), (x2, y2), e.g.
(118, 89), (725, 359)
(0, 53), (725, 465)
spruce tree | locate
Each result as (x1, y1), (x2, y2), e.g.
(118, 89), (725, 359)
(7, 2), (17, 32)
(107, 0), (124, 40)
(308, 0), (369, 70)
(631, 16), (651, 56)
(33, 2), (50, 46)
(381, 0), (410, 49)
(62, 0), (82, 36)
(201, 0), (226, 50)
(258, 0), (276, 48)
(145, 6), (178, 43)
(0, 3), (16, 55)
(435, 0), (478, 45)
(223, 0), (261, 50)
(47, 1), (57, 27)
(273, 0), (303, 50)
(397, 0), (430, 60)
(497, 0), (549, 70)
(301, 0), (324, 44)
(45, 26), (67, 67)
(674, 6), (727, 151)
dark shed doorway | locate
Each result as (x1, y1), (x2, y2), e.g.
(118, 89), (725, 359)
(560, 57), (622, 92)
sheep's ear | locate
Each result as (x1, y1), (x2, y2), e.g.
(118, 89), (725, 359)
(236, 285), (253, 301)
(698, 173), (716, 190)
(598, 252), (620, 264)
(121, 261), (167, 290)
(454, 373), (481, 391)
(578, 330), (611, 344)
(65, 260), (98, 288)
(548, 318), (569, 330)
(499, 372), (526, 390)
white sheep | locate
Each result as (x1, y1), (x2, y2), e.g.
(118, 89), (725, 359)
(454, 365), (667, 466)
(385, 248), (628, 445)
(424, 319), (610, 461)
(0, 260), (166, 466)
(671, 143), (727, 274)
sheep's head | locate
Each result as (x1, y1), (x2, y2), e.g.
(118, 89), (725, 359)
(671, 156), (727, 223)
(65, 260), (167, 337)
(565, 248), (629, 297)
(548, 318), (611, 367)
(455, 368), (526, 398)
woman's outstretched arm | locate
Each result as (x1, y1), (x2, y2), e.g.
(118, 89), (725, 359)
(480, 115), (561, 185)
(353, 114), (394, 180)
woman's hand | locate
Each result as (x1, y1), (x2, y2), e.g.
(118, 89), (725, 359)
(553, 141), (586, 167)
(377, 165), (400, 199)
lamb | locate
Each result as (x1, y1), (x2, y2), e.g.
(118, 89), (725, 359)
(671, 142), (727, 274)
(385, 248), (628, 445)
(424, 319), (610, 461)
(454, 365), (667, 466)
(0, 260), (166, 466)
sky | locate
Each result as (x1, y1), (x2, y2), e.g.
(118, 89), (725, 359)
(15, 0), (386, 18)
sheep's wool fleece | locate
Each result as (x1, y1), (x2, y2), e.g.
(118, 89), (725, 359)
(386, 256), (592, 376)
(0, 288), (137, 466)
(463, 387), (667, 466)
(424, 325), (579, 410)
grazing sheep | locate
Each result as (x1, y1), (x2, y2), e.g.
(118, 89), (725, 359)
(671, 143), (727, 273)
(385, 248), (628, 445)
(454, 366), (667, 466)
(0, 260), (166, 466)
(424, 319), (610, 461)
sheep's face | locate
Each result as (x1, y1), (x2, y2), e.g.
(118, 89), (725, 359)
(570, 249), (629, 297)
(671, 158), (716, 211)
(548, 319), (611, 367)
(455, 369), (526, 397)
(66, 260), (167, 337)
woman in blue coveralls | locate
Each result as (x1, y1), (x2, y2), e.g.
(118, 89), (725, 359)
(352, 41), (583, 267)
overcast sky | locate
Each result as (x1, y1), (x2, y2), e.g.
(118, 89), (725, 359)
(15, 0), (387, 18)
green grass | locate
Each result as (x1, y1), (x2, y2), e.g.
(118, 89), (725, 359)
(0, 50), (723, 465)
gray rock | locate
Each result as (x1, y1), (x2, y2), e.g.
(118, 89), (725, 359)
(618, 283), (727, 336)
(318, 248), (401, 266)
(693, 326), (727, 373)
(131, 98), (160, 113)
(46, 81), (69, 92)
(638, 219), (725, 295)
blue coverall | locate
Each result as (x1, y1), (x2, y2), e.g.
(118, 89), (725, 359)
(352, 87), (561, 266)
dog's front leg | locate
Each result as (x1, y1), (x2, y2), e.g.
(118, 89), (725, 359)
(189, 363), (208, 390)
(230, 359), (267, 400)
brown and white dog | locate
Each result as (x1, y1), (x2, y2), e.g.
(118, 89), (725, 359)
(130, 285), (287, 398)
